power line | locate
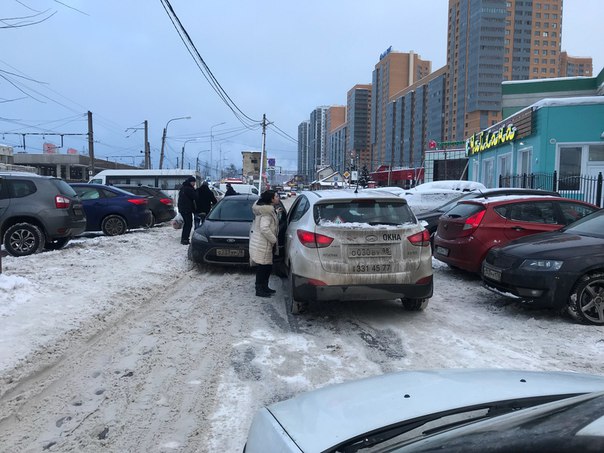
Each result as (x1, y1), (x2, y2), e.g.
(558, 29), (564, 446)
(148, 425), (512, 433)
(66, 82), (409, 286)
(159, 0), (262, 129)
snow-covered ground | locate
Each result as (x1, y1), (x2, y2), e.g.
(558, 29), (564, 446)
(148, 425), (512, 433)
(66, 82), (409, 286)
(1, 203), (604, 451)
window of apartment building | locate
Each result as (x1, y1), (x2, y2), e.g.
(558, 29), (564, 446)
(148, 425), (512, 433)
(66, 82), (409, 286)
(536, 3), (541, 8)
(544, 22), (549, 28)
(551, 50), (556, 55)
(505, 29), (510, 35)
(534, 31), (540, 36)
(551, 31), (557, 37)
(535, 21), (541, 27)
(536, 12), (541, 18)
(541, 58), (547, 64)
(549, 68), (555, 74)
(542, 50), (548, 55)
(533, 67), (538, 73)
(544, 13), (549, 19)
(542, 31), (548, 37)
(544, 3), (550, 9)
(541, 68), (547, 73)
(543, 40), (548, 46)
(550, 58), (556, 64)
(553, 13), (558, 19)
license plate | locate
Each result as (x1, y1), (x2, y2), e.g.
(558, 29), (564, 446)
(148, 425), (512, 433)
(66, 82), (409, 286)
(348, 246), (392, 258)
(216, 249), (244, 257)
(483, 265), (502, 282)
(435, 246), (449, 256)
(351, 263), (392, 273)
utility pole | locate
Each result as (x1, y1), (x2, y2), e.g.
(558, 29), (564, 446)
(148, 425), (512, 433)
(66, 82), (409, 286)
(87, 110), (95, 177)
(144, 120), (150, 169)
(259, 113), (267, 192)
(159, 127), (167, 169)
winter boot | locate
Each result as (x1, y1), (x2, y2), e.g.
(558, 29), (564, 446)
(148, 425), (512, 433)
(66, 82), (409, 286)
(255, 285), (272, 298)
(264, 285), (276, 294)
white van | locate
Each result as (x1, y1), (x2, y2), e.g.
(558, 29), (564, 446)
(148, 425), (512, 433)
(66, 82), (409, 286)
(218, 183), (259, 195)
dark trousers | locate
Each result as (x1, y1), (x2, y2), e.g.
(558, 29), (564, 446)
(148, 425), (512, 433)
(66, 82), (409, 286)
(255, 264), (272, 288)
(181, 211), (193, 243)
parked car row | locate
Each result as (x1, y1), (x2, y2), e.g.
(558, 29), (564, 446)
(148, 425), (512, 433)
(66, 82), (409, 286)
(189, 190), (434, 315)
(187, 186), (603, 325)
(1, 172), (176, 257)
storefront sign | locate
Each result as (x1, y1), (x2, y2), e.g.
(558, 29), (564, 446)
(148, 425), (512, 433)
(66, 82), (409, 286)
(466, 124), (517, 156)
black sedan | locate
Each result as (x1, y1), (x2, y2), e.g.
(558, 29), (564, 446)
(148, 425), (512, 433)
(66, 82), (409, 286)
(188, 194), (286, 269)
(481, 209), (604, 325)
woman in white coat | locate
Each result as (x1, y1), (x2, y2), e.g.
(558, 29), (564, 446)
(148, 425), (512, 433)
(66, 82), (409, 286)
(249, 190), (280, 297)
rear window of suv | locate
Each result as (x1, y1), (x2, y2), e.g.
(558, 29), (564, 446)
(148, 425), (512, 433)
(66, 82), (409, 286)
(51, 179), (78, 197)
(314, 200), (416, 225)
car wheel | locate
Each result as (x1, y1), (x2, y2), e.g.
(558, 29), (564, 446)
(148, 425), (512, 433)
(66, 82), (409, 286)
(401, 298), (430, 311)
(44, 237), (71, 251)
(145, 212), (156, 228)
(101, 215), (127, 236)
(287, 269), (304, 315)
(4, 222), (44, 257)
(568, 272), (604, 325)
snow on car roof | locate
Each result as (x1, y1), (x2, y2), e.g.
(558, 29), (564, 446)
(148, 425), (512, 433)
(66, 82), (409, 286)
(463, 194), (560, 204)
(308, 189), (406, 202)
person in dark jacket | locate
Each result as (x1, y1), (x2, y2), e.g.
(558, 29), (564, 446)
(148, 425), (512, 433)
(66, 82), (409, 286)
(177, 176), (197, 245)
(224, 183), (238, 197)
(195, 182), (218, 227)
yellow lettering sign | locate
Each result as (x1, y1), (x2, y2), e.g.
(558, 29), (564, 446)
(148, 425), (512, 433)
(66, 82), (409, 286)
(466, 124), (517, 156)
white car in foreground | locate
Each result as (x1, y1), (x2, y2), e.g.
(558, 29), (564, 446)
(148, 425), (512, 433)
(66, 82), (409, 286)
(284, 190), (433, 314)
(245, 369), (604, 452)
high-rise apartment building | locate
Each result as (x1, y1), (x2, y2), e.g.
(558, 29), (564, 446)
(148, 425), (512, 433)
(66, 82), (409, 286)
(371, 50), (431, 170)
(326, 106), (347, 173)
(308, 106), (329, 182)
(346, 84), (372, 171)
(503, 0), (564, 81)
(445, 0), (507, 142)
(559, 51), (593, 77)
(297, 120), (310, 181)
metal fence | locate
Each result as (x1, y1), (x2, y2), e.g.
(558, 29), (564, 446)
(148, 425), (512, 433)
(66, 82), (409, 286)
(500, 171), (603, 207)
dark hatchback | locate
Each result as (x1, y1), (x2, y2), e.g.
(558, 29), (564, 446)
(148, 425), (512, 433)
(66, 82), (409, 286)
(417, 188), (560, 239)
(114, 184), (176, 225)
(482, 209), (604, 325)
(70, 183), (152, 236)
(189, 194), (285, 268)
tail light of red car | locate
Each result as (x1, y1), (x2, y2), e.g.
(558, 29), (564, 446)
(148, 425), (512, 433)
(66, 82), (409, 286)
(55, 195), (70, 209)
(297, 229), (334, 248)
(462, 209), (486, 232)
(408, 229), (431, 247)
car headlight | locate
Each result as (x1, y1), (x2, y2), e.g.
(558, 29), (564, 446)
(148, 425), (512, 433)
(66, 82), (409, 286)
(192, 231), (209, 242)
(520, 259), (563, 271)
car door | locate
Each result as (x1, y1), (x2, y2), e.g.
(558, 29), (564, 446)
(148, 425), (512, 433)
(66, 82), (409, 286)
(285, 196), (310, 266)
(500, 201), (561, 241)
(73, 186), (111, 230)
(0, 177), (9, 224)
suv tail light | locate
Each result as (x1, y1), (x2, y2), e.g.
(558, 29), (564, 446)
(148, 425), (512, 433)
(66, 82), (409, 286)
(127, 198), (147, 206)
(55, 195), (70, 209)
(160, 198), (173, 206)
(463, 209), (486, 231)
(408, 229), (430, 247)
(297, 229), (334, 248)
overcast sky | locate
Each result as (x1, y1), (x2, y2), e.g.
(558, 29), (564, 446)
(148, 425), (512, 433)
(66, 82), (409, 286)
(1, 1), (602, 173)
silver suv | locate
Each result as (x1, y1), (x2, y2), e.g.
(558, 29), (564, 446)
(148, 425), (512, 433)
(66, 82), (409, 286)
(0, 172), (87, 256)
(285, 190), (433, 314)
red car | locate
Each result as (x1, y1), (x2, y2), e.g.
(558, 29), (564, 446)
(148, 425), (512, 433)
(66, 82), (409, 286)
(433, 196), (599, 273)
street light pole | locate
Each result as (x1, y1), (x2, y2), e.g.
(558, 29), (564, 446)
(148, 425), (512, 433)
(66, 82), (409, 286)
(210, 121), (226, 180)
(196, 149), (210, 175)
(159, 116), (191, 169)
(181, 138), (199, 170)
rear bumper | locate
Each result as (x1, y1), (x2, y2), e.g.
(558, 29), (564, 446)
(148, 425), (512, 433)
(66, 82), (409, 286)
(292, 274), (433, 303)
(433, 235), (486, 273)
